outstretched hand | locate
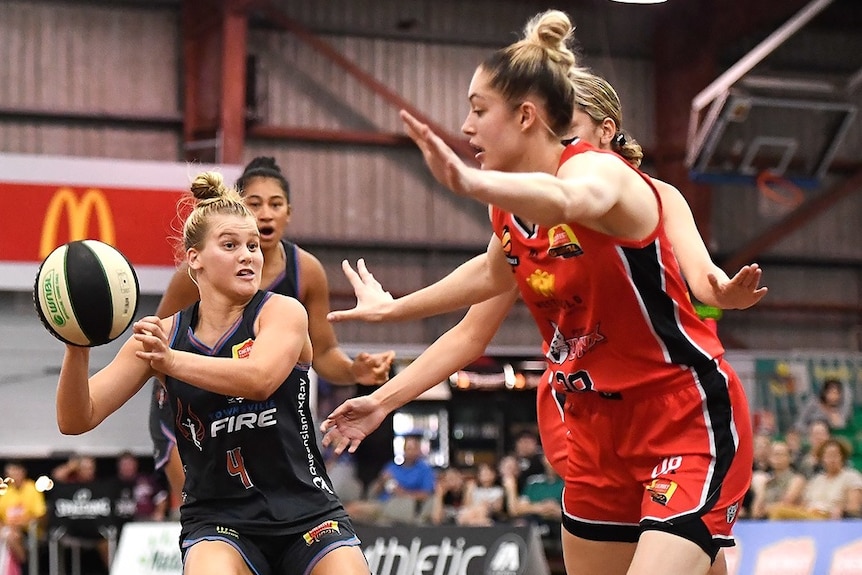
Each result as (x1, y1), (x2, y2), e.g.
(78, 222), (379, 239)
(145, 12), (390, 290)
(352, 349), (396, 385)
(400, 110), (479, 197)
(707, 263), (768, 310)
(327, 259), (395, 323)
(320, 396), (388, 454)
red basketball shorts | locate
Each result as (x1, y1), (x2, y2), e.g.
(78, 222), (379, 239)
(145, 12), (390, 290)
(560, 359), (753, 556)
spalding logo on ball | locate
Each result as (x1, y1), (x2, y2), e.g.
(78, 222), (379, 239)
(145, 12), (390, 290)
(34, 240), (140, 347)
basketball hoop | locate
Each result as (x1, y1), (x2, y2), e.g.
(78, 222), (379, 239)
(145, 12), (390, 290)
(756, 171), (805, 208)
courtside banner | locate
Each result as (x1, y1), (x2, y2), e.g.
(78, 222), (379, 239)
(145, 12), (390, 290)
(355, 524), (549, 575)
(109, 521), (182, 575)
(107, 522), (548, 575)
(0, 153), (242, 294)
(726, 520), (862, 575)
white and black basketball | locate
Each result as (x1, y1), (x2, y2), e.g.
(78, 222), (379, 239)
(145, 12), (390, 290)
(34, 240), (140, 347)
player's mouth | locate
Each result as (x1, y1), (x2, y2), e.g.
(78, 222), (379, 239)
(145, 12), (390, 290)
(258, 225), (276, 240)
(470, 142), (485, 163)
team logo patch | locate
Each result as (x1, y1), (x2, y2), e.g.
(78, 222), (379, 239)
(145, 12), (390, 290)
(726, 501), (739, 524)
(526, 269), (555, 297)
(547, 224), (583, 258)
(646, 478), (678, 506)
(232, 338), (254, 359)
(303, 520), (340, 545)
(175, 398), (205, 450)
(500, 226), (519, 267)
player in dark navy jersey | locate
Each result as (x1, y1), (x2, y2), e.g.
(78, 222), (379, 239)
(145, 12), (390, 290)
(57, 171), (369, 575)
(150, 156), (394, 514)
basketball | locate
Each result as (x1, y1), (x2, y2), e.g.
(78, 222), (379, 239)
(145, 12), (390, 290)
(33, 240), (140, 347)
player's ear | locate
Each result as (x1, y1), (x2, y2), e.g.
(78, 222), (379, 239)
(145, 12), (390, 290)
(518, 101), (538, 130)
(187, 248), (201, 270)
(600, 118), (616, 147)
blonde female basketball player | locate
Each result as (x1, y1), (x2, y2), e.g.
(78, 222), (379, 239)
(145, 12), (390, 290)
(56, 172), (370, 575)
(322, 11), (754, 575)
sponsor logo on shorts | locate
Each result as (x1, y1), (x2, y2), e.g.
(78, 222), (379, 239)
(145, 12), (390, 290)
(646, 478), (678, 506)
(302, 520), (340, 545)
(215, 526), (240, 539)
(726, 501), (739, 524)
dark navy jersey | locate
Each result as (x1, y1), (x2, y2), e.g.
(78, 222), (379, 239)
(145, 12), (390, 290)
(165, 290), (343, 534)
(265, 239), (299, 298)
(150, 238), (301, 468)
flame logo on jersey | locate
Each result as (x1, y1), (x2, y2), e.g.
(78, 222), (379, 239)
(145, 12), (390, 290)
(526, 269), (555, 297)
(176, 398), (205, 451)
(547, 224), (583, 258)
(500, 226), (519, 267)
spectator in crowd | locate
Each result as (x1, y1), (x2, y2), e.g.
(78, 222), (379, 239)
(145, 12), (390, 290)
(52, 455), (97, 484)
(750, 441), (806, 519)
(0, 461), (47, 569)
(114, 452), (168, 522)
(798, 420), (832, 478)
(510, 430), (545, 493)
(346, 436), (435, 525)
(752, 432), (773, 474)
(783, 428), (805, 471)
(504, 456), (564, 554)
(457, 462), (506, 526)
(795, 378), (854, 434)
(769, 438), (862, 519)
(429, 467), (467, 526)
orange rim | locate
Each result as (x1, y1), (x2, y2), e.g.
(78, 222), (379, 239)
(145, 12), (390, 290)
(757, 171), (805, 208)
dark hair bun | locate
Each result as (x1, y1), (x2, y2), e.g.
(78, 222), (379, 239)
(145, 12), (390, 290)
(243, 156), (281, 175)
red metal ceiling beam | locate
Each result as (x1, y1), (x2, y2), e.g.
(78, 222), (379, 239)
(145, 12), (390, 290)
(182, 0), (223, 162)
(220, 0), (249, 164)
(722, 167), (862, 272)
(248, 0), (476, 164)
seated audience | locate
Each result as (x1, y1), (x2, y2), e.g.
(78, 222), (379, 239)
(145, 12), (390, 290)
(750, 440), (806, 519)
(114, 452), (168, 522)
(457, 462), (506, 526)
(429, 467), (467, 525)
(52, 455), (97, 484)
(769, 438), (862, 519)
(797, 420), (832, 478)
(795, 378), (854, 433)
(346, 435), (435, 525)
(0, 461), (47, 571)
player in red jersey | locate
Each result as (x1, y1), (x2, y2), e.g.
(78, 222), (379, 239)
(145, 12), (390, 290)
(323, 71), (762, 575)
(323, 11), (757, 575)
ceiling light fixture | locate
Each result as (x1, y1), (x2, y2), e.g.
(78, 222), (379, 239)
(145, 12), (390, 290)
(610, 0), (667, 4)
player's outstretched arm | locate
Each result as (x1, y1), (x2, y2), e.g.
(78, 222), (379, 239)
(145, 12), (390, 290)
(322, 288), (519, 453)
(656, 179), (767, 310)
(328, 237), (514, 324)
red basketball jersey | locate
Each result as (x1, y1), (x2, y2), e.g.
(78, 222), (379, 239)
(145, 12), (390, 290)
(491, 140), (725, 395)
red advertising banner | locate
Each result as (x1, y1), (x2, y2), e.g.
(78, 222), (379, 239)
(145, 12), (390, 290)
(0, 153), (241, 293)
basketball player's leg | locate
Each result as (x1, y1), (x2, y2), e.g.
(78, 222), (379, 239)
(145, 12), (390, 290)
(562, 534), (635, 575)
(627, 531), (710, 575)
(310, 546), (370, 575)
(183, 541), (255, 575)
